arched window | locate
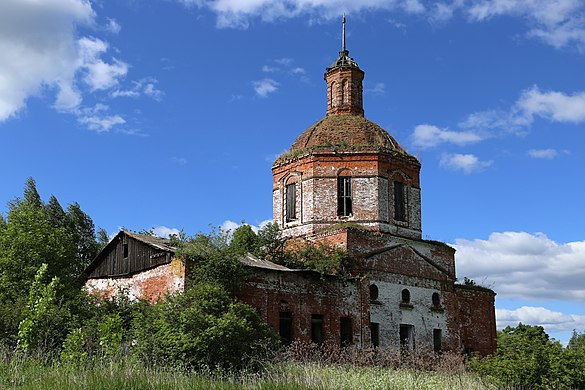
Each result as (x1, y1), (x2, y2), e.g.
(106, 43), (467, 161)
(330, 82), (336, 108)
(337, 176), (352, 216)
(285, 183), (297, 221)
(369, 284), (379, 301)
(401, 288), (410, 304)
(432, 292), (441, 307)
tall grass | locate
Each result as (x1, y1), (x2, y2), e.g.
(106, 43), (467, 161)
(1, 357), (494, 390)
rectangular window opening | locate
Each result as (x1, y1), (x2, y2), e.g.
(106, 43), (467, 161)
(394, 181), (406, 222)
(399, 324), (414, 352)
(123, 243), (128, 258)
(433, 329), (442, 353)
(311, 314), (324, 346)
(340, 317), (353, 347)
(279, 311), (293, 345)
(371, 322), (380, 348)
(337, 177), (352, 216)
(285, 183), (297, 221)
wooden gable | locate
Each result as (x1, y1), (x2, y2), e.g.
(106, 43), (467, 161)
(86, 231), (175, 278)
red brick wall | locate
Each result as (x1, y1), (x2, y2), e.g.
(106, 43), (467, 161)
(450, 285), (497, 356)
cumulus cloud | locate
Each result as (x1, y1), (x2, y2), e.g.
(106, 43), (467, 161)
(0, 0), (92, 120)
(455, 232), (585, 301)
(0, 1), (164, 133)
(467, 0), (585, 50)
(153, 226), (182, 239)
(515, 86), (585, 124)
(412, 124), (484, 149)
(253, 78), (279, 98)
(439, 153), (492, 174)
(461, 86), (585, 134)
(496, 306), (585, 333)
(527, 148), (559, 159)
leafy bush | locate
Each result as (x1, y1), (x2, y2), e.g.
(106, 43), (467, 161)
(131, 283), (277, 370)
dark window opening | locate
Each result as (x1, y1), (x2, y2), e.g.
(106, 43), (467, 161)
(401, 289), (411, 304)
(432, 292), (441, 307)
(285, 183), (297, 221)
(279, 311), (293, 345)
(394, 181), (406, 222)
(464, 346), (475, 358)
(433, 329), (442, 353)
(311, 315), (324, 346)
(337, 177), (352, 216)
(340, 317), (353, 347)
(400, 324), (414, 352)
(369, 284), (379, 301)
(123, 243), (128, 258)
(371, 322), (380, 348)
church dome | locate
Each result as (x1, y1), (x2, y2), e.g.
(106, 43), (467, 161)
(276, 114), (409, 163)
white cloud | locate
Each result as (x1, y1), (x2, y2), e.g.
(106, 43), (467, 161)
(290, 67), (306, 74)
(175, 0), (585, 50)
(467, 0), (585, 50)
(455, 232), (585, 301)
(112, 78), (164, 101)
(413, 124), (484, 149)
(171, 157), (188, 165)
(153, 226), (181, 239)
(0, 0), (93, 120)
(0, 0), (145, 131)
(497, 306), (585, 334)
(106, 18), (121, 34)
(262, 65), (278, 73)
(439, 153), (493, 173)
(527, 148), (559, 159)
(515, 86), (585, 124)
(76, 103), (125, 133)
(253, 78), (279, 98)
(365, 82), (386, 95)
(460, 86), (585, 135)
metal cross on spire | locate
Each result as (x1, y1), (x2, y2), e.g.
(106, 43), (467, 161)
(342, 13), (346, 52)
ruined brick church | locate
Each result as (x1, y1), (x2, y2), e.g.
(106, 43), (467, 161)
(85, 21), (497, 356)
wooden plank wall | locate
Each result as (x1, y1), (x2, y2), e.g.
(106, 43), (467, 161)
(89, 235), (172, 278)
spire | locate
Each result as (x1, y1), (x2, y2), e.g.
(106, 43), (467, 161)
(342, 13), (346, 52)
(324, 14), (364, 117)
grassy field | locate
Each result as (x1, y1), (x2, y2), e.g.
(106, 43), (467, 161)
(1, 359), (495, 390)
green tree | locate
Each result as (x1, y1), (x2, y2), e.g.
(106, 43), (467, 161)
(17, 264), (71, 354)
(229, 223), (262, 256)
(0, 178), (101, 348)
(470, 323), (565, 389)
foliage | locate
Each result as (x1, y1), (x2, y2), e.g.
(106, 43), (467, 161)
(17, 264), (71, 355)
(0, 178), (101, 350)
(284, 240), (355, 276)
(177, 227), (246, 290)
(469, 323), (585, 389)
(131, 283), (277, 370)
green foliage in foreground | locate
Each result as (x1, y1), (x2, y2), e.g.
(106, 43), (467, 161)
(0, 359), (494, 390)
(469, 324), (585, 390)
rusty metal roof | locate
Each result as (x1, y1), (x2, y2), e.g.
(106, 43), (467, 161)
(239, 253), (296, 271)
(124, 231), (176, 252)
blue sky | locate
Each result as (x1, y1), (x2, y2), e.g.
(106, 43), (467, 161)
(1, 0), (585, 344)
